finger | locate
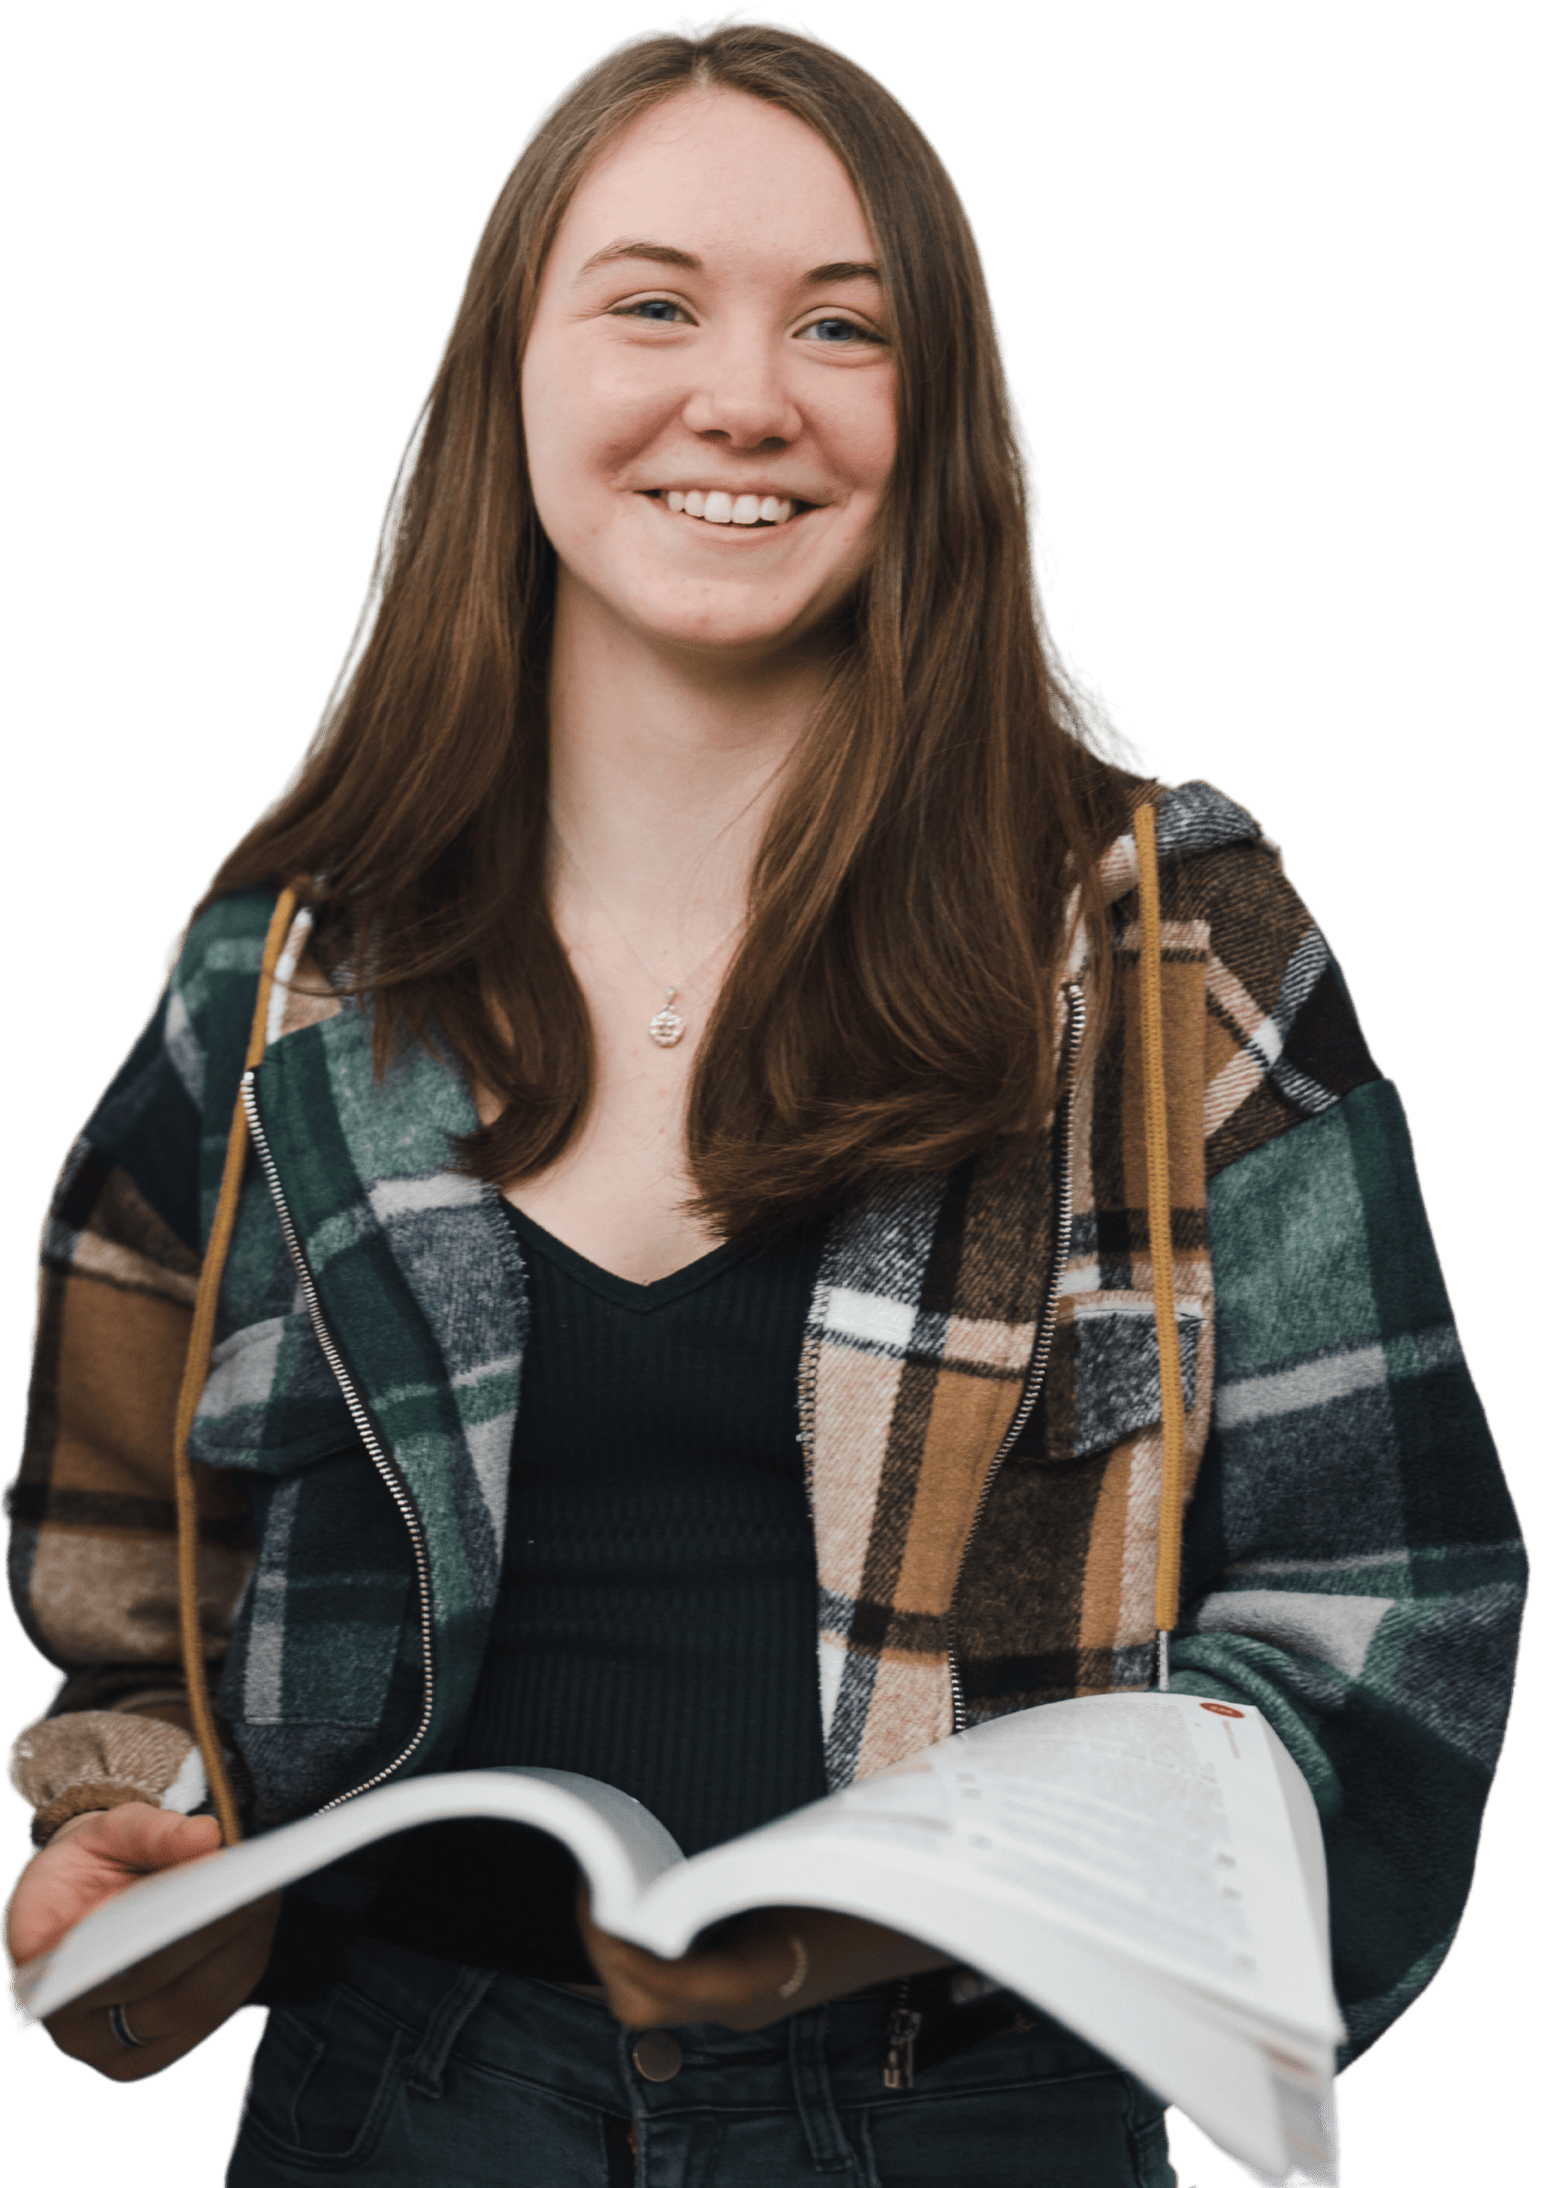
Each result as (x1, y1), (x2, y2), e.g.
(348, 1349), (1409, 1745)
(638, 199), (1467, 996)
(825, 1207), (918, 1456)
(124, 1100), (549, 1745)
(621, 1917), (784, 1993)
(46, 1901), (278, 2082)
(576, 1885), (721, 1991)
(63, 1893), (281, 2015)
(51, 1948), (268, 2079)
(53, 1804), (221, 1879)
(50, 1972), (261, 2081)
(617, 1962), (789, 2029)
(8, 1808), (222, 1966)
(50, 1899), (277, 2049)
(49, 1942), (260, 2074)
(593, 1931), (799, 2029)
(577, 1885), (814, 2030)
(90, 1898), (278, 2046)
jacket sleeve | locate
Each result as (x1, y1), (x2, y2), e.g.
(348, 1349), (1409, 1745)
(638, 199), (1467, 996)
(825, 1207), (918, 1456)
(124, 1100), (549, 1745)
(1167, 859), (1525, 2062)
(6, 900), (270, 1843)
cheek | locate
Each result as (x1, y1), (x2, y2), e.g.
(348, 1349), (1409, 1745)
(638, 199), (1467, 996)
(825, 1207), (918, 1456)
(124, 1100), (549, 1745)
(522, 337), (677, 505)
(818, 372), (898, 504)
(520, 345), (591, 518)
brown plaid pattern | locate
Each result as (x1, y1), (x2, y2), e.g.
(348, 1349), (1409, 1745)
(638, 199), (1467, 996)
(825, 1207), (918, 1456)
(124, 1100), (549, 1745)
(14, 1142), (252, 1703)
(802, 786), (1342, 1783)
(10, 786), (1521, 2067)
(10, 788), (1365, 1787)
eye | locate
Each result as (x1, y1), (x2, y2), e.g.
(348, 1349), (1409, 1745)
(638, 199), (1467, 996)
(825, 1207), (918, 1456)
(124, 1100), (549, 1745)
(799, 316), (883, 346)
(613, 297), (691, 324)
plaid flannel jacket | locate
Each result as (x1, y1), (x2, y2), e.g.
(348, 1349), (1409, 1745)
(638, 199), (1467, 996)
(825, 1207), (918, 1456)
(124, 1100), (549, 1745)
(8, 782), (1524, 2056)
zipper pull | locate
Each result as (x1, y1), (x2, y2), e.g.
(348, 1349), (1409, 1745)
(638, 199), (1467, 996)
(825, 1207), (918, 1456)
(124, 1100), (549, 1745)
(882, 1985), (923, 2091)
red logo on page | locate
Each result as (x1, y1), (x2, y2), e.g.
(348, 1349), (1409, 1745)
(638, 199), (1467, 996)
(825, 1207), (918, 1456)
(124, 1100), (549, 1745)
(1199, 1703), (1245, 1719)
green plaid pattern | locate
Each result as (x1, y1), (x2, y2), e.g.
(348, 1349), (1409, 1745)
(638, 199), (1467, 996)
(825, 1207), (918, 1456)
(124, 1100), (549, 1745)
(7, 785), (1524, 2058)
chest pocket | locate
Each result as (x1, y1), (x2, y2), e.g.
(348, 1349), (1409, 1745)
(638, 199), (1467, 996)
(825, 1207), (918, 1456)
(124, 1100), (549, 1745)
(191, 1308), (359, 1474)
(1034, 1290), (1204, 1463)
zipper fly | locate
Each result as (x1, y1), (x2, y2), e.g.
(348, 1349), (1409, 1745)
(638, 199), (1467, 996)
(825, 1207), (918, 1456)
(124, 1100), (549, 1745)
(882, 1981), (923, 2090)
(241, 1069), (437, 1810)
(946, 983), (1086, 1731)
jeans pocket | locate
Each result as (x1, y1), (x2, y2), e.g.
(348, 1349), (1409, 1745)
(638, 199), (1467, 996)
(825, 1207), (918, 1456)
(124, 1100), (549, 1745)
(861, 2069), (1168, 2188)
(236, 1987), (409, 2173)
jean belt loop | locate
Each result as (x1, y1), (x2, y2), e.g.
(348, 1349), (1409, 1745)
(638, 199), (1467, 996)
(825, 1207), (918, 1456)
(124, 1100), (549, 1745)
(405, 1964), (499, 2099)
(788, 2007), (855, 2176)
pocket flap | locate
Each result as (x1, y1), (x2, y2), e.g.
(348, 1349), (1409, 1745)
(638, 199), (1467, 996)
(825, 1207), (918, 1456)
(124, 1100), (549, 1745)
(191, 1311), (359, 1474)
(1039, 1290), (1204, 1463)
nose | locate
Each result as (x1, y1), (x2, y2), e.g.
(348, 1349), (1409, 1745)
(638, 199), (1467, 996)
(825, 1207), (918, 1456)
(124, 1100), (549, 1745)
(681, 325), (802, 450)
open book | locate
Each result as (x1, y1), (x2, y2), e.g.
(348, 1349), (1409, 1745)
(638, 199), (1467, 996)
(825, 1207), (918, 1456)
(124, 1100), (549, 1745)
(15, 1691), (1341, 2183)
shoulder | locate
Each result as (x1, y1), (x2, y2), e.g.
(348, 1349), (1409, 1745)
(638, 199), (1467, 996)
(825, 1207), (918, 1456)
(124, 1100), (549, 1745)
(171, 887), (283, 1013)
(167, 887), (285, 1078)
(1101, 775), (1301, 960)
(1154, 783), (1306, 991)
(92, 887), (284, 1149)
(1110, 780), (1383, 1172)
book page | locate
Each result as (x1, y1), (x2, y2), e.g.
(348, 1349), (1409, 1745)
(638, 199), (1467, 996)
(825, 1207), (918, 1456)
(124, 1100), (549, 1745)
(15, 1766), (681, 2024)
(614, 1694), (1338, 2182)
(14, 1695), (1338, 2182)
(935, 1694), (1338, 2037)
(629, 1693), (1339, 2045)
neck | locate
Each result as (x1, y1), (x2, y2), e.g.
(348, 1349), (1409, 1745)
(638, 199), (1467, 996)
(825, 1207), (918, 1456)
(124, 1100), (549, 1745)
(545, 580), (827, 947)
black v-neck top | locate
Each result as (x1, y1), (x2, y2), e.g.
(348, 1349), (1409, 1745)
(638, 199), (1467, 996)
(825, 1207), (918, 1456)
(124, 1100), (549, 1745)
(363, 1200), (831, 1977)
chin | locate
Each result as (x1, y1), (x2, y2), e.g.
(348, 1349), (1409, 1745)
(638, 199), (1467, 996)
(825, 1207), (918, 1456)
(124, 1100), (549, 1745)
(622, 588), (825, 659)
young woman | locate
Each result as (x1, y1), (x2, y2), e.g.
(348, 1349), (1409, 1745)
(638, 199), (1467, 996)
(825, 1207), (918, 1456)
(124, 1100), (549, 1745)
(6, 25), (1523, 2187)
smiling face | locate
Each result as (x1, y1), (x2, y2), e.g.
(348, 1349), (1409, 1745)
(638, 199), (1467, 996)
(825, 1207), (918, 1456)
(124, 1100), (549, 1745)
(520, 88), (898, 665)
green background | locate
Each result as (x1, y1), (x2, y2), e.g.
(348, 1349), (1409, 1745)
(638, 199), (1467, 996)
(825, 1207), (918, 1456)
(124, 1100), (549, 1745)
(3, 0), (1541, 2179)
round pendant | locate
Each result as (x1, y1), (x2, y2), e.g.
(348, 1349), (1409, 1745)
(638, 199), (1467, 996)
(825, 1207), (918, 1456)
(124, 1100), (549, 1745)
(648, 1005), (686, 1048)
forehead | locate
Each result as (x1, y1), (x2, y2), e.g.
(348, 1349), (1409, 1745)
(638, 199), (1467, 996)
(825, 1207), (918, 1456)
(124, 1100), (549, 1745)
(550, 87), (875, 276)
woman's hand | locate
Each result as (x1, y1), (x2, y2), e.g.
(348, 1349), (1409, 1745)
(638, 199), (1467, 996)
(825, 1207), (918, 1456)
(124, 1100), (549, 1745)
(578, 1884), (950, 2032)
(6, 1802), (278, 2080)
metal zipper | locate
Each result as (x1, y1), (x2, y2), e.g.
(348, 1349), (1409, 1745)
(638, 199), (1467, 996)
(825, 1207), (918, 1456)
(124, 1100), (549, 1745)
(946, 982), (1086, 1732)
(241, 1069), (437, 1809)
(882, 1978), (923, 2090)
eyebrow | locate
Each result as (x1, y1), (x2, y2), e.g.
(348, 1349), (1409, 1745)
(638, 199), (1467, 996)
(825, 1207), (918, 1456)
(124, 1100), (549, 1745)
(573, 239), (883, 287)
(575, 240), (701, 279)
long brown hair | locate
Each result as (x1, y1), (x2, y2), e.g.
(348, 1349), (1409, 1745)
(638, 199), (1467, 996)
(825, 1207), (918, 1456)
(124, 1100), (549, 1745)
(203, 24), (1126, 1235)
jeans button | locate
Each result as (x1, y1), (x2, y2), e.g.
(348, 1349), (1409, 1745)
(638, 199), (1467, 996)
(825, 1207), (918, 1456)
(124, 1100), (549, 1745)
(632, 2030), (684, 2082)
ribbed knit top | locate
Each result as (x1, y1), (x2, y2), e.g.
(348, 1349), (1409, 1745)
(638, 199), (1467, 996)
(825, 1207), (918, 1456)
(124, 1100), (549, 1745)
(364, 1198), (830, 1977)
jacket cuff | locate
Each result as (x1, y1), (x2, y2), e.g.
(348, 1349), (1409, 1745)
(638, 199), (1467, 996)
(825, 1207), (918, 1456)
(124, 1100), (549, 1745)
(11, 1712), (204, 1848)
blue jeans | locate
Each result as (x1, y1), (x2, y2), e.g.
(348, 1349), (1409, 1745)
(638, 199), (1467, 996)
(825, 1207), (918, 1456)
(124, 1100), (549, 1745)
(227, 1936), (1175, 2186)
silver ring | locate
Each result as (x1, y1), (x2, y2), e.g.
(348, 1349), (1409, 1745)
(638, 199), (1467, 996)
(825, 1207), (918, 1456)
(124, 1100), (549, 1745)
(775, 1931), (809, 2002)
(108, 2002), (148, 2049)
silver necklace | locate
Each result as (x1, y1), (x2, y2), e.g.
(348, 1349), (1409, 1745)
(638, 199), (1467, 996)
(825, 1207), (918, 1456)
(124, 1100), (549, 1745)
(552, 825), (744, 1049)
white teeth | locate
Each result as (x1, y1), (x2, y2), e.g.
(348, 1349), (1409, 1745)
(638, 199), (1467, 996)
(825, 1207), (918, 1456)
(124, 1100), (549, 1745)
(660, 491), (797, 526)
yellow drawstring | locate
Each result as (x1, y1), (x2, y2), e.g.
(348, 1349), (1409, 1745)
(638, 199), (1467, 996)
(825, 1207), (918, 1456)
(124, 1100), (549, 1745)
(171, 886), (299, 1843)
(1134, 806), (1188, 1678)
(172, 842), (1187, 1805)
